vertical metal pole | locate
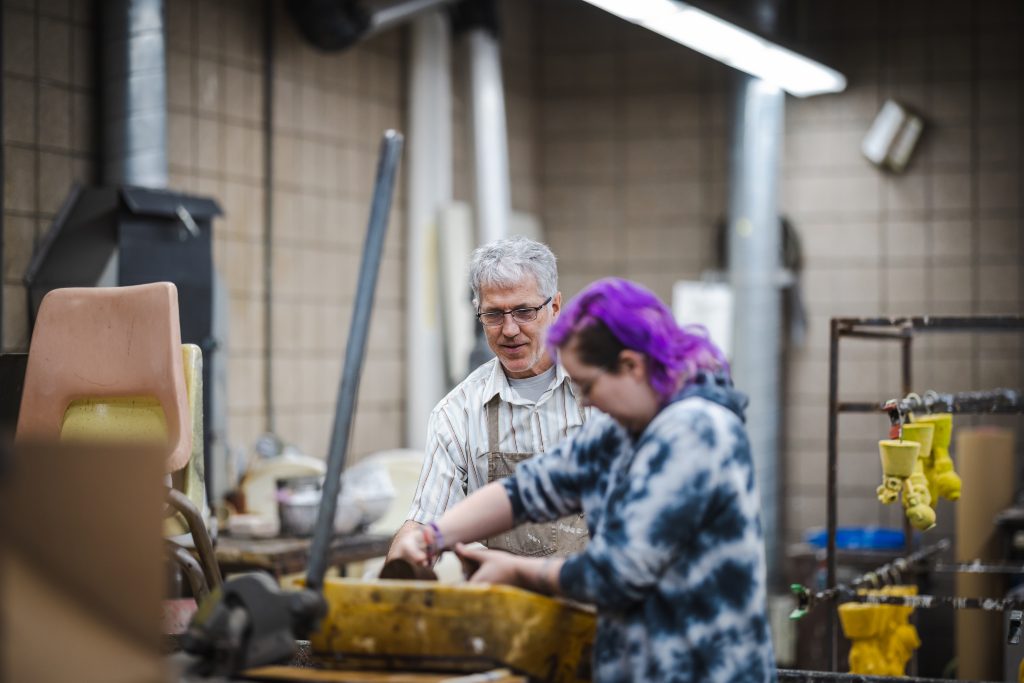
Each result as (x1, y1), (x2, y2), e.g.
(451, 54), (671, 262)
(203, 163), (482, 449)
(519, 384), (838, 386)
(466, 26), (510, 246)
(102, 0), (168, 188)
(901, 331), (917, 677)
(406, 11), (452, 450)
(826, 319), (840, 671)
(727, 74), (785, 591)
(901, 333), (914, 556)
(900, 334), (913, 398)
(307, 132), (404, 592)
(0, 4), (5, 350)
(262, 0), (276, 434)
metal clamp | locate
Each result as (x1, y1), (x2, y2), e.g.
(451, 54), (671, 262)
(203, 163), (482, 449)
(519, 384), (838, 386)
(1009, 610), (1023, 645)
(789, 583), (811, 620)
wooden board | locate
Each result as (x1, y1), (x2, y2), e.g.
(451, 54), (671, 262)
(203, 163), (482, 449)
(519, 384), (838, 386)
(244, 665), (526, 682)
(0, 442), (165, 683)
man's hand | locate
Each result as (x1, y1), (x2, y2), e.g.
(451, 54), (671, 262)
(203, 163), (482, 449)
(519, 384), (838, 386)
(387, 520), (428, 565)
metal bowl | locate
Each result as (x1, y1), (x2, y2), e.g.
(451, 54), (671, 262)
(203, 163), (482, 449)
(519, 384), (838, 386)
(278, 500), (320, 537)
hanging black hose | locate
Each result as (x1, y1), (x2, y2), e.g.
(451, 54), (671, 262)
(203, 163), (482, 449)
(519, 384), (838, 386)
(284, 0), (371, 51)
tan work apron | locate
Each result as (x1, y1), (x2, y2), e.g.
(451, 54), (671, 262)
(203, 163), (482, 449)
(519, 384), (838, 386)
(484, 396), (589, 557)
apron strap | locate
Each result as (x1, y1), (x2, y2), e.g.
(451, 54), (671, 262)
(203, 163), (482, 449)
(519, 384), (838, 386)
(486, 394), (501, 454)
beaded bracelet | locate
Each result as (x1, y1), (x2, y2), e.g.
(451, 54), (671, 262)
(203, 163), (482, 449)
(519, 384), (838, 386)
(428, 521), (446, 554)
(421, 521), (446, 563)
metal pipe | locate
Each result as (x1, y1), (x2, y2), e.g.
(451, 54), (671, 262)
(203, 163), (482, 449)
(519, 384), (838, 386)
(367, 0), (456, 36)
(835, 315), (1024, 332)
(167, 487), (222, 590)
(466, 25), (510, 245)
(727, 73), (785, 592)
(169, 542), (211, 601)
(846, 591), (1024, 612)
(826, 318), (839, 670)
(795, 540), (950, 611)
(263, 0), (276, 434)
(102, 0), (168, 188)
(405, 11), (452, 450)
(900, 336), (913, 562)
(0, 6), (4, 350)
(831, 330), (909, 341)
(841, 392), (1024, 414)
(778, 669), (994, 683)
(933, 562), (1024, 574)
(307, 131), (404, 592)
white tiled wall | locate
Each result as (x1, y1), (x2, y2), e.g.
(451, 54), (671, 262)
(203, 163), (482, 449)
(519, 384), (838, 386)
(2, 0), (1020, 542)
(535, 0), (1023, 544)
(3, 0), (95, 351)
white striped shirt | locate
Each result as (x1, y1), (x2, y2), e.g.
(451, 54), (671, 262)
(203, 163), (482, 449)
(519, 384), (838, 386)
(407, 357), (590, 523)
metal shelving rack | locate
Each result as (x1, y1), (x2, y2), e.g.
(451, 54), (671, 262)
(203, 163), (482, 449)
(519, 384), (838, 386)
(825, 315), (1024, 671)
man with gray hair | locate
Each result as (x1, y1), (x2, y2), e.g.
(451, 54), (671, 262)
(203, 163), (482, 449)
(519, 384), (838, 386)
(388, 235), (589, 560)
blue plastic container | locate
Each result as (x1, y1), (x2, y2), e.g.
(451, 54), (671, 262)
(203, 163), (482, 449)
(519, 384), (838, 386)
(804, 526), (906, 551)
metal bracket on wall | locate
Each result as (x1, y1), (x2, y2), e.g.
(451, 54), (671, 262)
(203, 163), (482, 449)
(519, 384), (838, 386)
(175, 204), (200, 240)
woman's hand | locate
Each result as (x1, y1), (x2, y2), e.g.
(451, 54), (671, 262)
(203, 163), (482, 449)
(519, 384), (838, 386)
(455, 543), (524, 586)
(456, 544), (565, 596)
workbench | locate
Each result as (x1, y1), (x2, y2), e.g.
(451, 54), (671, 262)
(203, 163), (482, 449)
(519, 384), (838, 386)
(216, 532), (391, 578)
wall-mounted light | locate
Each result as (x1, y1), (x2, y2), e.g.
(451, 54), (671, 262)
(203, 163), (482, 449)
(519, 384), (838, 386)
(862, 99), (924, 173)
(580, 0), (847, 97)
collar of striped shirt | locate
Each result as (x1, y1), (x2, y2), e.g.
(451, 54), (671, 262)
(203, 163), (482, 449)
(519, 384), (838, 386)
(481, 357), (578, 408)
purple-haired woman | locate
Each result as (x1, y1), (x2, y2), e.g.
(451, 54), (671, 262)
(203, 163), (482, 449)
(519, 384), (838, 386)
(391, 278), (776, 682)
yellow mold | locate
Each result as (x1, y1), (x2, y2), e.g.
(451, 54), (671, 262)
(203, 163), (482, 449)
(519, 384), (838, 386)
(898, 423), (937, 531)
(916, 413), (961, 501)
(842, 586), (921, 676)
(304, 578), (596, 682)
(877, 440), (920, 505)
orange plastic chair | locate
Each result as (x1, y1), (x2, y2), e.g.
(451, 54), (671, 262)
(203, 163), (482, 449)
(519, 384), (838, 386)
(14, 282), (221, 600)
(15, 282), (192, 473)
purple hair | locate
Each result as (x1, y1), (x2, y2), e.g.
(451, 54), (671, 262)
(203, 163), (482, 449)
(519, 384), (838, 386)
(548, 278), (729, 402)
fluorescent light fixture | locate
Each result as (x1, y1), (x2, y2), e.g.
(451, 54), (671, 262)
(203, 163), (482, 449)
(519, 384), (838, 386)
(581, 0), (846, 97)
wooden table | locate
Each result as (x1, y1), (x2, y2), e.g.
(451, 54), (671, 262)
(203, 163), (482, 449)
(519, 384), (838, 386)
(216, 532), (392, 578)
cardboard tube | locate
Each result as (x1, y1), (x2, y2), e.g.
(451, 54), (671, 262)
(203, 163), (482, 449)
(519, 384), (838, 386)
(955, 427), (1014, 681)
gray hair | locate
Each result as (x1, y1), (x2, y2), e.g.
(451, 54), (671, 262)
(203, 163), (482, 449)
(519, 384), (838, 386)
(468, 235), (558, 307)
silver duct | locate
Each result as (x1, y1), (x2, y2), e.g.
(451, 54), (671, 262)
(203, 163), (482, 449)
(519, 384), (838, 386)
(727, 75), (785, 590)
(406, 11), (453, 449)
(102, 0), (168, 188)
(466, 27), (510, 245)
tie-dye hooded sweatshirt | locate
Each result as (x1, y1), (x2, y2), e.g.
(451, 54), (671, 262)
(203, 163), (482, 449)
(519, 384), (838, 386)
(503, 372), (776, 682)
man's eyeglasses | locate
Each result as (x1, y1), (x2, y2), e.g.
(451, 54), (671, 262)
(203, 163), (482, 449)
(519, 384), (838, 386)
(476, 297), (552, 327)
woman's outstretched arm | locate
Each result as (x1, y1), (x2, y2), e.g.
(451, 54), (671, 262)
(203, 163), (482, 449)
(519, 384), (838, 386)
(390, 481), (514, 565)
